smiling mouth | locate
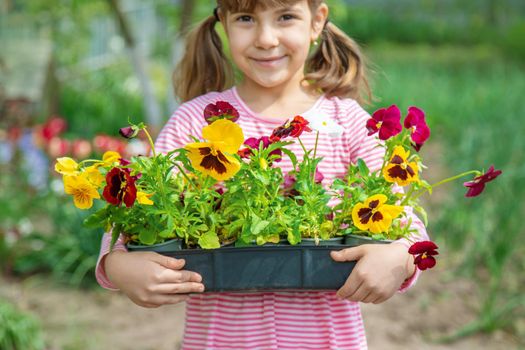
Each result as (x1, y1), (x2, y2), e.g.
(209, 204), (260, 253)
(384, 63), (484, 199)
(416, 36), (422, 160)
(251, 56), (286, 67)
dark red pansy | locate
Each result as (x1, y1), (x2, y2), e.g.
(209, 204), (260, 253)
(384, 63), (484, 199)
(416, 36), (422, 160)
(408, 241), (439, 271)
(463, 165), (502, 197)
(239, 136), (282, 162)
(102, 167), (137, 208)
(203, 101), (239, 124)
(366, 105), (403, 140)
(404, 106), (430, 151)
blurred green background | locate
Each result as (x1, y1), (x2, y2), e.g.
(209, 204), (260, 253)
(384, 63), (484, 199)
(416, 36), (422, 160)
(1, 0), (524, 349)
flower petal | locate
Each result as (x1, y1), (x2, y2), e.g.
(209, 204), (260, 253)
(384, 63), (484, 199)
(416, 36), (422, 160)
(202, 119), (244, 154)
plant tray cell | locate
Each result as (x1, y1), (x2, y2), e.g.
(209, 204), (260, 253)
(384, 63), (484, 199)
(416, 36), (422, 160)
(129, 244), (357, 292)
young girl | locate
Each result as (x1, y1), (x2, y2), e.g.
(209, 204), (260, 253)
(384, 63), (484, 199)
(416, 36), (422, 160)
(97, 1), (429, 348)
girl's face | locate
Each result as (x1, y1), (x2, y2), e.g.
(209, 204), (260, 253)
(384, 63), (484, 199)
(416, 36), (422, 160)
(223, 0), (328, 92)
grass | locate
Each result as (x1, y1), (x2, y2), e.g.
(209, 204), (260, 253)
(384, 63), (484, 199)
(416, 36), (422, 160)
(367, 43), (525, 340)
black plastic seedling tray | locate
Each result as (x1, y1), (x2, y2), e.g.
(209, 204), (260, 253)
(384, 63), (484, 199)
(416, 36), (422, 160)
(130, 244), (357, 292)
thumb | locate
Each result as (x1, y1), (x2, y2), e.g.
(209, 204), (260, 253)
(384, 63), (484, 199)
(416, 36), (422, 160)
(331, 246), (365, 262)
(151, 253), (186, 270)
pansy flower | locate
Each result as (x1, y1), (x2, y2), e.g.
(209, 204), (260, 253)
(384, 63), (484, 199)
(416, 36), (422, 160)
(404, 106), (430, 151)
(351, 194), (403, 234)
(63, 174), (100, 209)
(383, 146), (419, 186)
(270, 116), (312, 142)
(366, 105), (403, 140)
(408, 241), (439, 270)
(83, 165), (105, 188)
(185, 119), (244, 181)
(55, 157), (80, 176)
(102, 151), (122, 166)
(463, 165), (502, 197)
(238, 136), (282, 162)
(203, 101), (239, 124)
(136, 191), (154, 205)
(103, 167), (137, 207)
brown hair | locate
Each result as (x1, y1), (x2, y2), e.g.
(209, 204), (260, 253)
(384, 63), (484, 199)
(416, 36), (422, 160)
(173, 0), (371, 104)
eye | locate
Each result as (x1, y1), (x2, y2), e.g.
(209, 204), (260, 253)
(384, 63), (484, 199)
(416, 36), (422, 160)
(235, 15), (253, 22)
(280, 13), (296, 21)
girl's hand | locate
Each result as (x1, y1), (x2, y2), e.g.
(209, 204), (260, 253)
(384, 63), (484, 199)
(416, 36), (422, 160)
(330, 244), (415, 304)
(104, 250), (205, 308)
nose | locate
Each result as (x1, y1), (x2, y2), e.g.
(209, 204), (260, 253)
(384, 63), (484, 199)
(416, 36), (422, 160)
(254, 23), (279, 49)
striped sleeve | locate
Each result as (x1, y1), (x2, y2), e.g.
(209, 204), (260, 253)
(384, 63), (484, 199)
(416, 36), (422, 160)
(95, 232), (127, 290)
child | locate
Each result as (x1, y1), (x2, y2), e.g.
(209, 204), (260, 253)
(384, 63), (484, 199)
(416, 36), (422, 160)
(96, 1), (429, 349)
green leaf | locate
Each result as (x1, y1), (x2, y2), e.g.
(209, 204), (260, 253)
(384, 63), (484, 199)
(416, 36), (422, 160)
(138, 229), (156, 245)
(357, 158), (369, 177)
(280, 148), (298, 168)
(198, 231), (220, 249)
(250, 213), (270, 235)
(83, 207), (108, 228)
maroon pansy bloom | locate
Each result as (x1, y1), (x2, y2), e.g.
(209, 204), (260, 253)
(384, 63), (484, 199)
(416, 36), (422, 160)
(408, 241), (439, 271)
(203, 101), (239, 124)
(366, 105), (403, 140)
(404, 106), (430, 151)
(102, 167), (137, 208)
(239, 136), (282, 162)
(463, 165), (502, 197)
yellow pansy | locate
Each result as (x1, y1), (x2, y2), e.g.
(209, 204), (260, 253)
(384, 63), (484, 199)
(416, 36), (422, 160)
(382, 146), (419, 186)
(55, 157), (80, 176)
(83, 165), (105, 187)
(102, 151), (121, 166)
(63, 174), (101, 209)
(351, 194), (403, 234)
(185, 119), (244, 181)
(137, 191), (154, 205)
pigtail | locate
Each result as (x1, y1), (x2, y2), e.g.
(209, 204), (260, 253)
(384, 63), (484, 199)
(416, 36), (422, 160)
(173, 15), (233, 103)
(304, 21), (371, 105)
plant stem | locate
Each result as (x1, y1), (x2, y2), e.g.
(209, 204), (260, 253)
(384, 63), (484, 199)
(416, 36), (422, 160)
(174, 163), (196, 190)
(411, 170), (480, 201)
(142, 127), (156, 157)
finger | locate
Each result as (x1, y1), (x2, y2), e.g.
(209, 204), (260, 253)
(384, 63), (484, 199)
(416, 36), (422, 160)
(155, 282), (205, 294)
(331, 246), (365, 262)
(159, 269), (202, 283)
(361, 291), (377, 304)
(347, 286), (371, 303)
(337, 276), (362, 300)
(152, 253), (186, 270)
(131, 298), (160, 309)
(151, 294), (191, 306)
(372, 296), (386, 304)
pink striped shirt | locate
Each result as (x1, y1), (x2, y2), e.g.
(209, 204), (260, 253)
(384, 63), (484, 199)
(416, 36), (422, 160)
(96, 87), (428, 350)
